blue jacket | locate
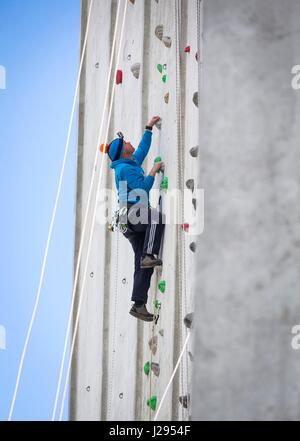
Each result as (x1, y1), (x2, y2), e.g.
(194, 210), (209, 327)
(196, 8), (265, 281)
(110, 130), (154, 205)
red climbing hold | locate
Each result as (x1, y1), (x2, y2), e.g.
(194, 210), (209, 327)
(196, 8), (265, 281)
(195, 51), (199, 62)
(181, 223), (190, 233)
(116, 70), (123, 85)
(184, 46), (191, 53)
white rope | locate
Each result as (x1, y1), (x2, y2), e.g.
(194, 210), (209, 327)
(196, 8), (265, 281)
(51, 0), (124, 421)
(56, 0), (129, 421)
(154, 331), (191, 421)
(7, 0), (95, 422)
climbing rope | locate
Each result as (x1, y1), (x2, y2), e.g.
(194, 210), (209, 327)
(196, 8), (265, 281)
(55, 0), (129, 421)
(8, 0), (95, 421)
(154, 331), (190, 421)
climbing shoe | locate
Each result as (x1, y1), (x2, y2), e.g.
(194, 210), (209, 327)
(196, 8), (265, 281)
(140, 254), (163, 269)
(129, 304), (154, 322)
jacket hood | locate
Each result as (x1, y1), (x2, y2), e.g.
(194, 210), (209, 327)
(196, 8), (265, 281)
(110, 158), (137, 169)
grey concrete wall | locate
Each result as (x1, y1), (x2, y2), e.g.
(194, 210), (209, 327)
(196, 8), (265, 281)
(193, 0), (300, 421)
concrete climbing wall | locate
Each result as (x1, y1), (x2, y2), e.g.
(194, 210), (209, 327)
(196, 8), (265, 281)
(193, 0), (300, 421)
(71, 0), (200, 421)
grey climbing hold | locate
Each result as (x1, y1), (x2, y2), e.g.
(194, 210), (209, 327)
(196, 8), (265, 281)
(159, 329), (164, 337)
(155, 25), (163, 41)
(193, 91), (199, 107)
(186, 179), (194, 193)
(148, 335), (158, 355)
(95, 62), (99, 69)
(151, 362), (160, 377)
(131, 62), (140, 79)
(162, 36), (172, 48)
(192, 198), (197, 210)
(122, 278), (127, 284)
(184, 313), (194, 329)
(90, 272), (94, 278)
(188, 351), (194, 362)
(129, 0), (135, 3)
(86, 386), (90, 392)
(163, 63), (167, 70)
(119, 393), (124, 399)
(155, 120), (162, 130)
(179, 394), (190, 409)
(189, 146), (199, 157)
(164, 92), (169, 104)
(127, 54), (132, 61)
(189, 242), (196, 253)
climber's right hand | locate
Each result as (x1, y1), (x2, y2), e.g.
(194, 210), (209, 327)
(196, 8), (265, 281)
(150, 161), (164, 176)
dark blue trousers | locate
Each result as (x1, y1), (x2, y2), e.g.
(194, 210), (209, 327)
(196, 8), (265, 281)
(122, 205), (165, 304)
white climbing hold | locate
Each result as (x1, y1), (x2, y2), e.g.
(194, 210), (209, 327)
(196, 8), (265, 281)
(155, 25), (164, 41)
(155, 120), (162, 130)
(131, 62), (141, 79)
(162, 36), (172, 48)
(148, 336), (158, 355)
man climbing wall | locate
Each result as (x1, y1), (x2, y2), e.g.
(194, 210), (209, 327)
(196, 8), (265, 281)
(107, 116), (165, 322)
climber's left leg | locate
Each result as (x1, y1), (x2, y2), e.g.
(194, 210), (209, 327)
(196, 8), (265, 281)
(140, 208), (165, 268)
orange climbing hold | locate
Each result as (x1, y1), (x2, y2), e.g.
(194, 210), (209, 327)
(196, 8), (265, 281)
(116, 70), (123, 85)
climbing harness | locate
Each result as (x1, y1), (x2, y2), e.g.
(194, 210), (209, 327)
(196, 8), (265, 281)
(108, 207), (128, 234)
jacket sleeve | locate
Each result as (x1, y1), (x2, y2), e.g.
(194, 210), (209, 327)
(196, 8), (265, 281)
(123, 166), (154, 193)
(133, 130), (152, 166)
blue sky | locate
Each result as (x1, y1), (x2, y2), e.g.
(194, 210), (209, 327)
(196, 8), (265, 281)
(0, 0), (80, 420)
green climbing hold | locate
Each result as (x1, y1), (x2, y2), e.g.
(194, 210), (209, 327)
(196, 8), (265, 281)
(147, 396), (157, 411)
(154, 299), (161, 309)
(162, 74), (167, 83)
(160, 176), (168, 192)
(154, 156), (162, 163)
(144, 361), (150, 376)
(157, 64), (163, 74)
(158, 280), (166, 293)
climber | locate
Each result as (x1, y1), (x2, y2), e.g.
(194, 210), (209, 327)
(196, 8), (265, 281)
(108, 116), (165, 322)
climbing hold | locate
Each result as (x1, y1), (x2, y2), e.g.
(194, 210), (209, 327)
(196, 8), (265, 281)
(161, 176), (168, 192)
(154, 156), (162, 163)
(99, 143), (109, 154)
(184, 312), (194, 329)
(131, 62), (141, 79)
(188, 351), (194, 362)
(186, 179), (194, 193)
(159, 329), (164, 337)
(162, 74), (167, 83)
(163, 63), (167, 70)
(195, 51), (199, 62)
(181, 223), (189, 233)
(189, 242), (196, 253)
(127, 54), (131, 61)
(148, 336), (158, 355)
(157, 63), (163, 74)
(122, 278), (127, 284)
(162, 36), (172, 48)
(95, 62), (99, 68)
(147, 396), (157, 411)
(144, 361), (150, 376)
(86, 386), (90, 392)
(154, 299), (161, 309)
(151, 362), (160, 377)
(184, 46), (191, 53)
(164, 92), (169, 104)
(154, 0), (159, 3)
(155, 25), (164, 41)
(129, 0), (135, 4)
(158, 280), (166, 293)
(179, 395), (190, 409)
(90, 272), (94, 278)
(155, 120), (162, 130)
(189, 146), (199, 157)
(116, 70), (123, 85)
(119, 393), (124, 399)
(193, 91), (199, 107)
(192, 198), (197, 211)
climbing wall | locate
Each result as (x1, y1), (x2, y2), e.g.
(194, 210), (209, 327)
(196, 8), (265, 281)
(71, 0), (201, 421)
